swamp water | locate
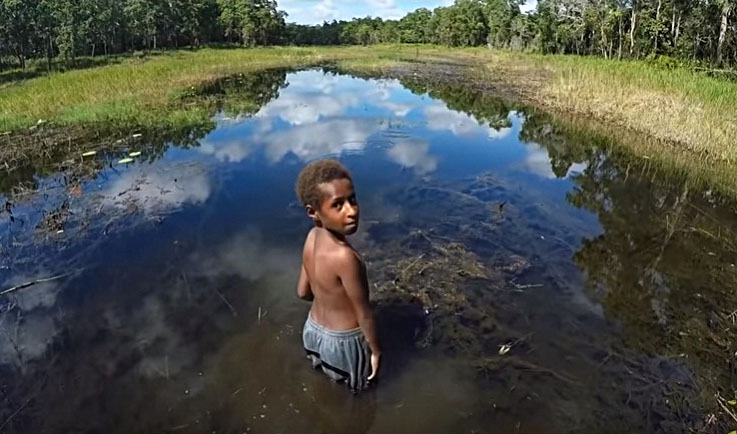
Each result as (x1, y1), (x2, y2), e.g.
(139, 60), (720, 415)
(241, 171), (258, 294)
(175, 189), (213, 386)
(1, 69), (736, 434)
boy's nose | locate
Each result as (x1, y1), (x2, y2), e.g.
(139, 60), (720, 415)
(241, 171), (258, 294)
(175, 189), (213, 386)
(345, 203), (358, 217)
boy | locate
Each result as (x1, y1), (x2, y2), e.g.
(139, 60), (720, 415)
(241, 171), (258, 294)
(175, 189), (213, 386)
(295, 159), (381, 392)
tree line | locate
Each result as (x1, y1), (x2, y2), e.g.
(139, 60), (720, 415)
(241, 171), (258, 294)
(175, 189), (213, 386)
(1, 0), (735, 70)
(290, 0), (737, 67)
(0, 0), (285, 69)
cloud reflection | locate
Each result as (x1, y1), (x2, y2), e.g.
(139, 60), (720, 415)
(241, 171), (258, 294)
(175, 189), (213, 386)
(522, 143), (588, 179)
(191, 228), (298, 283)
(423, 104), (483, 137)
(103, 163), (211, 214)
(199, 73), (425, 166)
(0, 271), (62, 367)
(387, 139), (438, 174)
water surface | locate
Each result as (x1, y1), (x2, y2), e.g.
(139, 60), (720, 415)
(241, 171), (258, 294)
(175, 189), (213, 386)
(1, 69), (735, 434)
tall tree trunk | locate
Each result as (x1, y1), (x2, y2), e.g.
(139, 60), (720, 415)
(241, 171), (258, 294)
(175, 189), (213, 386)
(670, 4), (677, 46)
(672, 8), (681, 48)
(629, 1), (638, 57)
(654, 0), (663, 52)
(618, 12), (624, 59)
(46, 36), (53, 72)
(717, 0), (732, 65)
(601, 22), (608, 58)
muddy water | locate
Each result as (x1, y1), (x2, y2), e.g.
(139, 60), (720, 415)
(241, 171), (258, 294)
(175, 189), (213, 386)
(1, 69), (736, 434)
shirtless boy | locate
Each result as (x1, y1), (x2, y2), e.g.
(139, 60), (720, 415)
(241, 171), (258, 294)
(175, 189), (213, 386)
(295, 159), (381, 392)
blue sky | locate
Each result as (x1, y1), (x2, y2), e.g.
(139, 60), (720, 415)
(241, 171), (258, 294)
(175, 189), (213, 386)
(280, 0), (538, 25)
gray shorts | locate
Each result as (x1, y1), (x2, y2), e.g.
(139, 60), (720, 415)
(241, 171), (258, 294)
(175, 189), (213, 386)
(303, 315), (371, 392)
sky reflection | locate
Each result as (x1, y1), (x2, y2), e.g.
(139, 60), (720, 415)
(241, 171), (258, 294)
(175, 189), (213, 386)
(197, 70), (579, 182)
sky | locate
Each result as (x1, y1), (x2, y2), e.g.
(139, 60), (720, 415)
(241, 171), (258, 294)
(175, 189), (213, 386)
(280, 0), (538, 25)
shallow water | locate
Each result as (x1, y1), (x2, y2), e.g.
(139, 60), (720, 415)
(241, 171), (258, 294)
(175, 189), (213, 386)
(1, 69), (736, 434)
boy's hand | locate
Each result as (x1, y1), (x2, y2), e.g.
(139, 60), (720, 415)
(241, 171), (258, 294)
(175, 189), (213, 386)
(367, 352), (381, 382)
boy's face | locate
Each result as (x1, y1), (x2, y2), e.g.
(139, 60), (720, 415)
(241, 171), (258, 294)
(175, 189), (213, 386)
(312, 178), (359, 236)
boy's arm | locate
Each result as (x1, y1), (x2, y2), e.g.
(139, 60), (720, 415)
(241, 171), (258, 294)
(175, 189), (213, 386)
(337, 251), (380, 356)
(297, 264), (313, 301)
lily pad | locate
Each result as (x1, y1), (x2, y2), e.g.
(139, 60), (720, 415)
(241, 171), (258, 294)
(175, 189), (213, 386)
(128, 151), (141, 157)
(82, 151), (97, 157)
(117, 158), (134, 164)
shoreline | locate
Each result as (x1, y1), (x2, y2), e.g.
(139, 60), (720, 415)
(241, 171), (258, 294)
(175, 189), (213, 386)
(2, 45), (737, 199)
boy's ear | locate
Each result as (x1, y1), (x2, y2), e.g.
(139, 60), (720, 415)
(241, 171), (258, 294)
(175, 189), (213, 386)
(305, 204), (319, 223)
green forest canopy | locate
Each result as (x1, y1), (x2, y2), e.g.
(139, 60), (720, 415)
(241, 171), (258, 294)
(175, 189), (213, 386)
(1, 0), (736, 69)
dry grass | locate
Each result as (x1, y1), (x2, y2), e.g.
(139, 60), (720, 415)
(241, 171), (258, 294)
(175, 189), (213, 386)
(3, 44), (737, 196)
(454, 49), (737, 197)
(470, 50), (737, 164)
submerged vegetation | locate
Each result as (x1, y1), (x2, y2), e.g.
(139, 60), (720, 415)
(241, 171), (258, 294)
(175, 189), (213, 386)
(2, 61), (737, 432)
(3, 1), (737, 432)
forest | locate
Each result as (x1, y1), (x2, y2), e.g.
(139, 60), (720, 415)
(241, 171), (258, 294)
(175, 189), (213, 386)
(1, 0), (735, 70)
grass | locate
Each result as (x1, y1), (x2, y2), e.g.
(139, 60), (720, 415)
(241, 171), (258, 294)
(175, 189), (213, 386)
(440, 48), (737, 197)
(467, 49), (737, 161)
(0, 46), (407, 132)
(2, 44), (737, 196)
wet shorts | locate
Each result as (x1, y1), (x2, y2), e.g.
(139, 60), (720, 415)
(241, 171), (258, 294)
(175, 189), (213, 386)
(303, 315), (371, 392)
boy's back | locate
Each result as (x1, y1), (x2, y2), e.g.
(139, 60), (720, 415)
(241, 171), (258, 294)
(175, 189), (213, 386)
(302, 227), (364, 331)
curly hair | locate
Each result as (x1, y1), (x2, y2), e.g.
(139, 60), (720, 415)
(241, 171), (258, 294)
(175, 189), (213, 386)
(295, 159), (353, 208)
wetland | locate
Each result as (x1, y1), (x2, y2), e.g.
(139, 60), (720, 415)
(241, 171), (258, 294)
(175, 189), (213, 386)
(1, 66), (736, 434)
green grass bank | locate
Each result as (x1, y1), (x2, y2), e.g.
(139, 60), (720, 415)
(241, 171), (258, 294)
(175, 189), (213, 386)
(2, 44), (736, 197)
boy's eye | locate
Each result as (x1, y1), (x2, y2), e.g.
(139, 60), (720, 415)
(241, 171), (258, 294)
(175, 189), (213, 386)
(349, 195), (357, 205)
(332, 201), (341, 208)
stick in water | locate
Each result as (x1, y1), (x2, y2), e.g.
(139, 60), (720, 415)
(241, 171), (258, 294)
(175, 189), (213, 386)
(0, 272), (73, 296)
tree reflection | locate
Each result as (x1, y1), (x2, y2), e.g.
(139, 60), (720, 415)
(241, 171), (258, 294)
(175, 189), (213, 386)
(396, 75), (514, 131)
(524, 114), (737, 418)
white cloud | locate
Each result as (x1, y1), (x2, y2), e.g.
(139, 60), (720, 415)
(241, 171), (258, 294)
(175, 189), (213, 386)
(488, 127), (513, 140)
(262, 118), (384, 162)
(522, 143), (556, 179)
(279, 0), (535, 24)
(0, 312), (56, 367)
(281, 0), (460, 25)
(190, 228), (299, 282)
(255, 89), (358, 125)
(521, 142), (588, 179)
(521, 0), (538, 13)
(103, 163), (211, 214)
(374, 0), (405, 20)
(200, 73), (424, 164)
(387, 139), (438, 174)
(423, 104), (485, 137)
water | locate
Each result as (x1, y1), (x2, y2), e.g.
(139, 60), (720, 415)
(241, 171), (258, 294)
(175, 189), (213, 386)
(1, 69), (735, 434)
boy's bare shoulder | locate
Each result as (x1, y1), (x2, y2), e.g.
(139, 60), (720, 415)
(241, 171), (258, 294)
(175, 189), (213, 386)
(302, 227), (317, 258)
(330, 243), (362, 270)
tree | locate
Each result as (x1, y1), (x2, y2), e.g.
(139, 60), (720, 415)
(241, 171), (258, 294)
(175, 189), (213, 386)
(399, 8), (432, 43)
(0, 0), (37, 68)
(717, 0), (733, 65)
(124, 0), (158, 50)
(484, 0), (523, 48)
